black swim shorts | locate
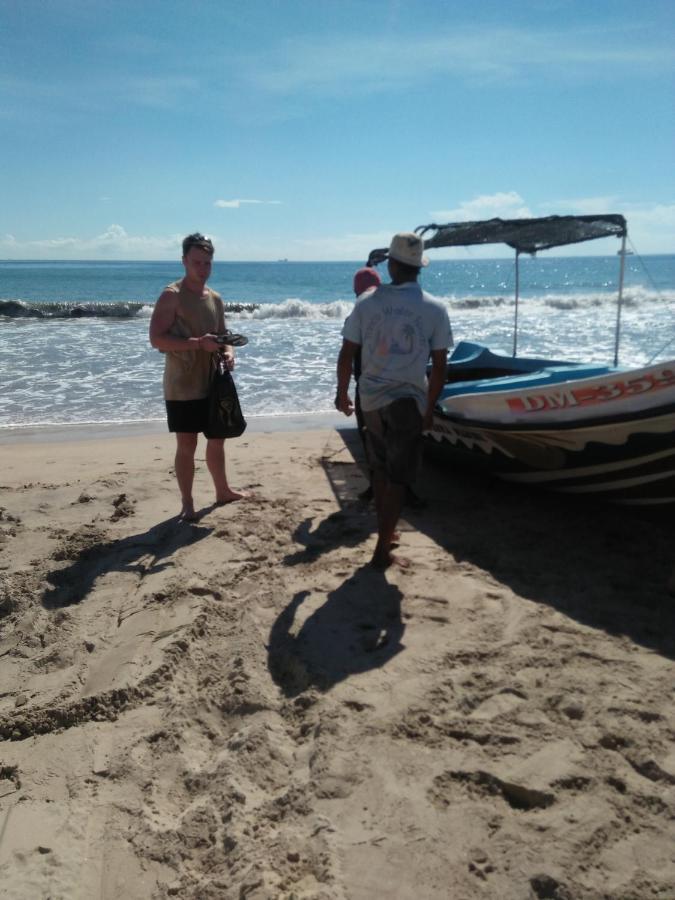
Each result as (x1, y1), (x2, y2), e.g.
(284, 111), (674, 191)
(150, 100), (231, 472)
(362, 397), (423, 485)
(165, 397), (212, 436)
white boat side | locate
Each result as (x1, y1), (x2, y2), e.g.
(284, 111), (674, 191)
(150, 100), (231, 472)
(437, 360), (675, 425)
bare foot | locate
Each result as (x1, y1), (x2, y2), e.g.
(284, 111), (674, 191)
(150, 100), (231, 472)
(178, 502), (197, 522)
(371, 549), (411, 571)
(215, 488), (249, 504)
(391, 530), (401, 548)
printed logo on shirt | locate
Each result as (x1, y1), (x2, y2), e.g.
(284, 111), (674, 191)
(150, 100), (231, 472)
(364, 306), (427, 372)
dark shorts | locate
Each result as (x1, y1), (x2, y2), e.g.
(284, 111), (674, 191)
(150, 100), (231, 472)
(165, 397), (216, 437)
(362, 397), (423, 486)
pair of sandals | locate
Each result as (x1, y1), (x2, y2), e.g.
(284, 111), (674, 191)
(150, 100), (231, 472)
(216, 330), (248, 347)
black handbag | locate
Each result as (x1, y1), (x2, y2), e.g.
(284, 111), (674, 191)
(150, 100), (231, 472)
(207, 354), (247, 439)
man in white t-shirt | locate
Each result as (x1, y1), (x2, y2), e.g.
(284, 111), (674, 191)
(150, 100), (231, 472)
(336, 232), (452, 570)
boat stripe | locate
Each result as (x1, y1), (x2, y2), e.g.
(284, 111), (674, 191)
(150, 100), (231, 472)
(613, 496), (675, 505)
(501, 445), (675, 484)
(554, 468), (675, 494)
(438, 402), (675, 432)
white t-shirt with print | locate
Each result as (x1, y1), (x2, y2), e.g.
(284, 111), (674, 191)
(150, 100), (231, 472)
(342, 281), (452, 413)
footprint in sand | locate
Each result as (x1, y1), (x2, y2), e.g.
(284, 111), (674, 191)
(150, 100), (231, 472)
(111, 493), (136, 520)
(468, 849), (495, 881)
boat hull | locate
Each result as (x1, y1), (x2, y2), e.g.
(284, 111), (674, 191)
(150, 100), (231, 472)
(426, 344), (675, 505)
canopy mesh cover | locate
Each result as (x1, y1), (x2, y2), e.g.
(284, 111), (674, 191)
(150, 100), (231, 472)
(367, 214), (627, 266)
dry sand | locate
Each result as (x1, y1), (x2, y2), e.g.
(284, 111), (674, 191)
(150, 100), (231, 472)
(0, 420), (674, 899)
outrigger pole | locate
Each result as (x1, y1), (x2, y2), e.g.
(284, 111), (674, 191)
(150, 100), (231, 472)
(613, 232), (628, 366)
(512, 250), (521, 357)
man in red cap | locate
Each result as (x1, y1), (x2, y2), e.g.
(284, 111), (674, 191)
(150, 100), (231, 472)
(353, 266), (381, 298)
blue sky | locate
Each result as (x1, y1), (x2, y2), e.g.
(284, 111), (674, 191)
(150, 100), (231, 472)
(1, 0), (673, 260)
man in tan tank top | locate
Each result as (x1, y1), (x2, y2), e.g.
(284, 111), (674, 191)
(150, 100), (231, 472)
(149, 233), (246, 520)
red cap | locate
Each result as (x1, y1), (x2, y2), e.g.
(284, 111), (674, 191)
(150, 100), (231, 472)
(353, 267), (382, 297)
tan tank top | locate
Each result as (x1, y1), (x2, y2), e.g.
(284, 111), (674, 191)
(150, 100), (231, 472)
(162, 280), (225, 401)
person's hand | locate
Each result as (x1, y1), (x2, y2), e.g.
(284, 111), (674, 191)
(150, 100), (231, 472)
(336, 393), (354, 416)
(221, 351), (235, 371)
(199, 333), (219, 352)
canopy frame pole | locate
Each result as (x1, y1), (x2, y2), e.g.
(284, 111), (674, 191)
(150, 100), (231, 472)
(613, 232), (627, 366)
(512, 250), (520, 357)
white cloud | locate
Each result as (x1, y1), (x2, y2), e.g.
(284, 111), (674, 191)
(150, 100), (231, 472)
(629, 202), (675, 229)
(610, 202), (675, 255)
(422, 194), (675, 257)
(0, 225), (185, 260)
(1, 202), (672, 262)
(540, 196), (618, 215)
(214, 198), (282, 209)
(540, 197), (675, 253)
(4, 24), (671, 131)
(243, 26), (675, 98)
(431, 192), (532, 223)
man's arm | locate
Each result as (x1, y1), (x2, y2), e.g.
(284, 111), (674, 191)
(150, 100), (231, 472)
(423, 348), (448, 431)
(336, 339), (359, 416)
(149, 290), (221, 353)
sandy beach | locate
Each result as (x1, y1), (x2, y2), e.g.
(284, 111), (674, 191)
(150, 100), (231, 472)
(0, 419), (674, 899)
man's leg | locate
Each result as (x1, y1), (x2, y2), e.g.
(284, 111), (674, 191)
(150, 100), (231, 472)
(205, 438), (246, 503)
(404, 485), (427, 510)
(370, 398), (422, 568)
(355, 386), (374, 501)
(363, 407), (403, 567)
(175, 432), (198, 520)
(371, 472), (406, 569)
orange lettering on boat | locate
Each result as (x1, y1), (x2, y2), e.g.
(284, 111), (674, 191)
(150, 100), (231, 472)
(505, 368), (675, 414)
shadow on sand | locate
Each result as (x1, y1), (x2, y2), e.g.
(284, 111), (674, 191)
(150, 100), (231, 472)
(281, 425), (675, 662)
(42, 516), (213, 609)
(267, 565), (405, 697)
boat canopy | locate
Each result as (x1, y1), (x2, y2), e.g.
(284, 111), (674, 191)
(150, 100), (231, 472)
(367, 214), (627, 266)
(365, 212), (630, 363)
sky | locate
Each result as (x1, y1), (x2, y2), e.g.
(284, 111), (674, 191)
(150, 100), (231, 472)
(1, 0), (673, 261)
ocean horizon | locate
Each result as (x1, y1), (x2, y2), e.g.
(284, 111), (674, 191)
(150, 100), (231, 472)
(2, 255), (674, 430)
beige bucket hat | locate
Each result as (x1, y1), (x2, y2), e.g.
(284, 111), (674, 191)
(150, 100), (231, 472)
(387, 232), (429, 268)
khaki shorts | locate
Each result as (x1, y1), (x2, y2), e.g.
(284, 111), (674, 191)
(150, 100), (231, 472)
(362, 397), (423, 486)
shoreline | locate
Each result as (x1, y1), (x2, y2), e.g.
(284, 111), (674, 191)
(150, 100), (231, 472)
(0, 410), (348, 444)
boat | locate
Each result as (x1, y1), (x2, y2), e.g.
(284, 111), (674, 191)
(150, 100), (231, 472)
(367, 215), (675, 505)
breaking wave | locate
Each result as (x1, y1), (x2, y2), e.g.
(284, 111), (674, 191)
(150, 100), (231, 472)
(2, 286), (672, 324)
(0, 299), (260, 320)
(236, 299), (354, 320)
(433, 286), (675, 312)
(0, 299), (151, 319)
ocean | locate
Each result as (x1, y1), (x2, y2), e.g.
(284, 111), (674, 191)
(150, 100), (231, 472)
(1, 255), (674, 430)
